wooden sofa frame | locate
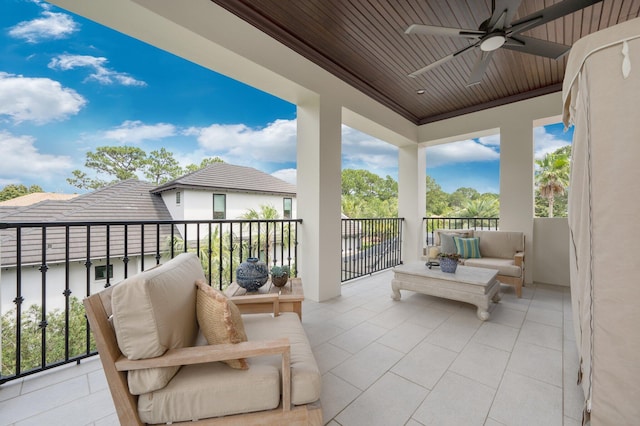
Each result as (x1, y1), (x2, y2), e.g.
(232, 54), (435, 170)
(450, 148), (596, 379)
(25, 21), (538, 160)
(84, 289), (322, 426)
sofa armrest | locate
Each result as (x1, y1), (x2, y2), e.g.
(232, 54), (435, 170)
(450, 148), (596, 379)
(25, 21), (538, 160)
(116, 338), (293, 411)
(514, 251), (525, 267)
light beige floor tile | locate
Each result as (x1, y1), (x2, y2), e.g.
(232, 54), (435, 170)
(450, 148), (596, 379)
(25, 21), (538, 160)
(377, 321), (432, 353)
(424, 318), (478, 352)
(404, 420), (423, 426)
(471, 321), (519, 352)
(507, 340), (562, 387)
(405, 305), (452, 329)
(563, 340), (584, 421)
(367, 304), (415, 329)
(19, 357), (101, 395)
(328, 306), (378, 330)
(489, 371), (562, 426)
(87, 368), (108, 393)
(525, 304), (563, 328)
(94, 413), (120, 426)
(412, 372), (495, 426)
(391, 341), (457, 390)
(320, 372), (362, 422)
(331, 342), (403, 390)
(16, 388), (114, 426)
(0, 380), (22, 402)
(335, 373), (428, 426)
(449, 342), (510, 389)
(0, 376), (89, 425)
(518, 320), (563, 351)
(304, 323), (346, 348)
(484, 418), (506, 426)
(313, 342), (352, 375)
(328, 321), (388, 354)
(487, 305), (526, 328)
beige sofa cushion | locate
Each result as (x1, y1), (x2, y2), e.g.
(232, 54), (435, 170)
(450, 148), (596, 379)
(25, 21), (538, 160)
(137, 312), (320, 423)
(195, 279), (249, 369)
(111, 253), (204, 395)
(474, 230), (524, 259)
(138, 362), (280, 424)
(463, 257), (522, 277)
(244, 313), (322, 405)
(434, 229), (474, 246)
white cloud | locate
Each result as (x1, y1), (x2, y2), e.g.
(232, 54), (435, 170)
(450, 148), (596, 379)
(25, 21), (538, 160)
(478, 134), (500, 146)
(49, 54), (147, 86)
(427, 139), (500, 167)
(341, 126), (398, 175)
(0, 131), (73, 178)
(103, 120), (177, 144)
(0, 72), (86, 124)
(187, 119), (297, 164)
(8, 10), (78, 43)
(271, 168), (297, 185)
(534, 126), (571, 159)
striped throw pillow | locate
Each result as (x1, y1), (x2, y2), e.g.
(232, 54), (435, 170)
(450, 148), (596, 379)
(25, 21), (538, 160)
(453, 236), (481, 259)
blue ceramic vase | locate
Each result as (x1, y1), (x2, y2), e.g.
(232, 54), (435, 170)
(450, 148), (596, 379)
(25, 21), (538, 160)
(439, 257), (458, 273)
(236, 257), (269, 292)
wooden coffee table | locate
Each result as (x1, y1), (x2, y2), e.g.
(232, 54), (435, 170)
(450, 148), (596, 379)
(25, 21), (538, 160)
(224, 277), (304, 319)
(391, 262), (501, 321)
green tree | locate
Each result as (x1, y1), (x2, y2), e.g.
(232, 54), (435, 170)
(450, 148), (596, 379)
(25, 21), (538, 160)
(425, 175), (449, 216)
(2, 298), (93, 376)
(185, 157), (225, 173)
(535, 146), (570, 217)
(145, 148), (184, 184)
(342, 169), (397, 202)
(449, 187), (480, 210)
(67, 146), (148, 190)
(458, 197), (499, 218)
(0, 184), (44, 201)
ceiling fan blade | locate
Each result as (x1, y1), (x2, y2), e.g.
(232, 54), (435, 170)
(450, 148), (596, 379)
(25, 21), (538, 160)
(408, 44), (477, 78)
(467, 50), (495, 86)
(487, 0), (524, 29)
(509, 0), (604, 35)
(503, 35), (571, 59)
(405, 24), (483, 39)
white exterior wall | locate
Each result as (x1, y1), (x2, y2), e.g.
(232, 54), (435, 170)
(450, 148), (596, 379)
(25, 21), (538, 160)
(181, 190), (296, 220)
(161, 189), (185, 220)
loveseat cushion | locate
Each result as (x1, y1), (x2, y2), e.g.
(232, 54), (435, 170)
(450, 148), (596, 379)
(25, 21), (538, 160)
(138, 361), (280, 424)
(111, 252), (204, 395)
(463, 257), (522, 277)
(243, 313), (322, 405)
(453, 236), (482, 258)
(474, 230), (524, 259)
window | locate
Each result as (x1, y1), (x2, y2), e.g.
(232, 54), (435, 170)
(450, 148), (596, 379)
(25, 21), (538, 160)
(283, 198), (292, 219)
(213, 194), (226, 219)
(176, 191), (181, 205)
(95, 265), (113, 281)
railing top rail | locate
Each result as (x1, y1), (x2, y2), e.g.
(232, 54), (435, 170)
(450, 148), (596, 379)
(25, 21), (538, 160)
(0, 218), (303, 229)
(342, 217), (405, 221)
(422, 217), (498, 220)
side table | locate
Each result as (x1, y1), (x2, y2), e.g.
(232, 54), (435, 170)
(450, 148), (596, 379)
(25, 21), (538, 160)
(224, 277), (304, 320)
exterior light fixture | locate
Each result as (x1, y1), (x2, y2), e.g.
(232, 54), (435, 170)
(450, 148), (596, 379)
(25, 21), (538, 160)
(416, 89), (426, 94)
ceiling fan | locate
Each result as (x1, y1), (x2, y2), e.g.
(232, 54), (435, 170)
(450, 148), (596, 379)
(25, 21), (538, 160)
(405, 0), (604, 86)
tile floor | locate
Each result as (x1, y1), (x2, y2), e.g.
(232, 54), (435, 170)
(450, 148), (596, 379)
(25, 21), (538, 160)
(0, 269), (583, 426)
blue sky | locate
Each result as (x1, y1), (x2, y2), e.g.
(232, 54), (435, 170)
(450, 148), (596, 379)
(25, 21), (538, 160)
(0, 0), (573, 195)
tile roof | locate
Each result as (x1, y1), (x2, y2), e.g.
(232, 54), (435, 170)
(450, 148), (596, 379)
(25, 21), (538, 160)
(0, 179), (174, 266)
(0, 192), (79, 206)
(152, 163), (296, 195)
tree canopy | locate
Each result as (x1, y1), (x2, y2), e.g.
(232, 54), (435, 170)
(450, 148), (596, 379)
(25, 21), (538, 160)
(0, 184), (44, 201)
(66, 146), (225, 190)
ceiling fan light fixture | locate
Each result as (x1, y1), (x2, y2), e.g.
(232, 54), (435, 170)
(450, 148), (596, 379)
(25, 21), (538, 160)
(480, 35), (506, 52)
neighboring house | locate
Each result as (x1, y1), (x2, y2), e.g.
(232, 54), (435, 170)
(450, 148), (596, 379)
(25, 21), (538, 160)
(0, 164), (297, 313)
(152, 163), (297, 222)
(0, 192), (79, 207)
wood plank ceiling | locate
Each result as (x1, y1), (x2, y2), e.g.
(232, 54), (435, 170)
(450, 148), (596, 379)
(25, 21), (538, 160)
(210, 0), (640, 125)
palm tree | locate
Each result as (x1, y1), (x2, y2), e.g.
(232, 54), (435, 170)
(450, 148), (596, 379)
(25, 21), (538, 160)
(459, 197), (499, 218)
(535, 150), (570, 218)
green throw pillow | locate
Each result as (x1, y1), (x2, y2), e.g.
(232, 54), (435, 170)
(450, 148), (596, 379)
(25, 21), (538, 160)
(453, 236), (481, 259)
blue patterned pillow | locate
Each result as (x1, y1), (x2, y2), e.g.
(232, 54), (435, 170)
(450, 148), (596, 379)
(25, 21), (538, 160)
(453, 236), (481, 259)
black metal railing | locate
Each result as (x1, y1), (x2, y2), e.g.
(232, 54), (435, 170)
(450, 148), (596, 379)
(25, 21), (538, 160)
(0, 218), (301, 384)
(341, 218), (404, 282)
(423, 217), (499, 246)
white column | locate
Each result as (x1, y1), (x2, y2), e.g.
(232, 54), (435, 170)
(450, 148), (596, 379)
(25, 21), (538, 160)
(398, 144), (424, 263)
(296, 95), (342, 302)
(500, 117), (534, 284)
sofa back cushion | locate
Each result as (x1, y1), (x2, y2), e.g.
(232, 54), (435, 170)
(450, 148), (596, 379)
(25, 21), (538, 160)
(474, 231), (524, 259)
(111, 252), (205, 394)
(434, 229), (474, 246)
